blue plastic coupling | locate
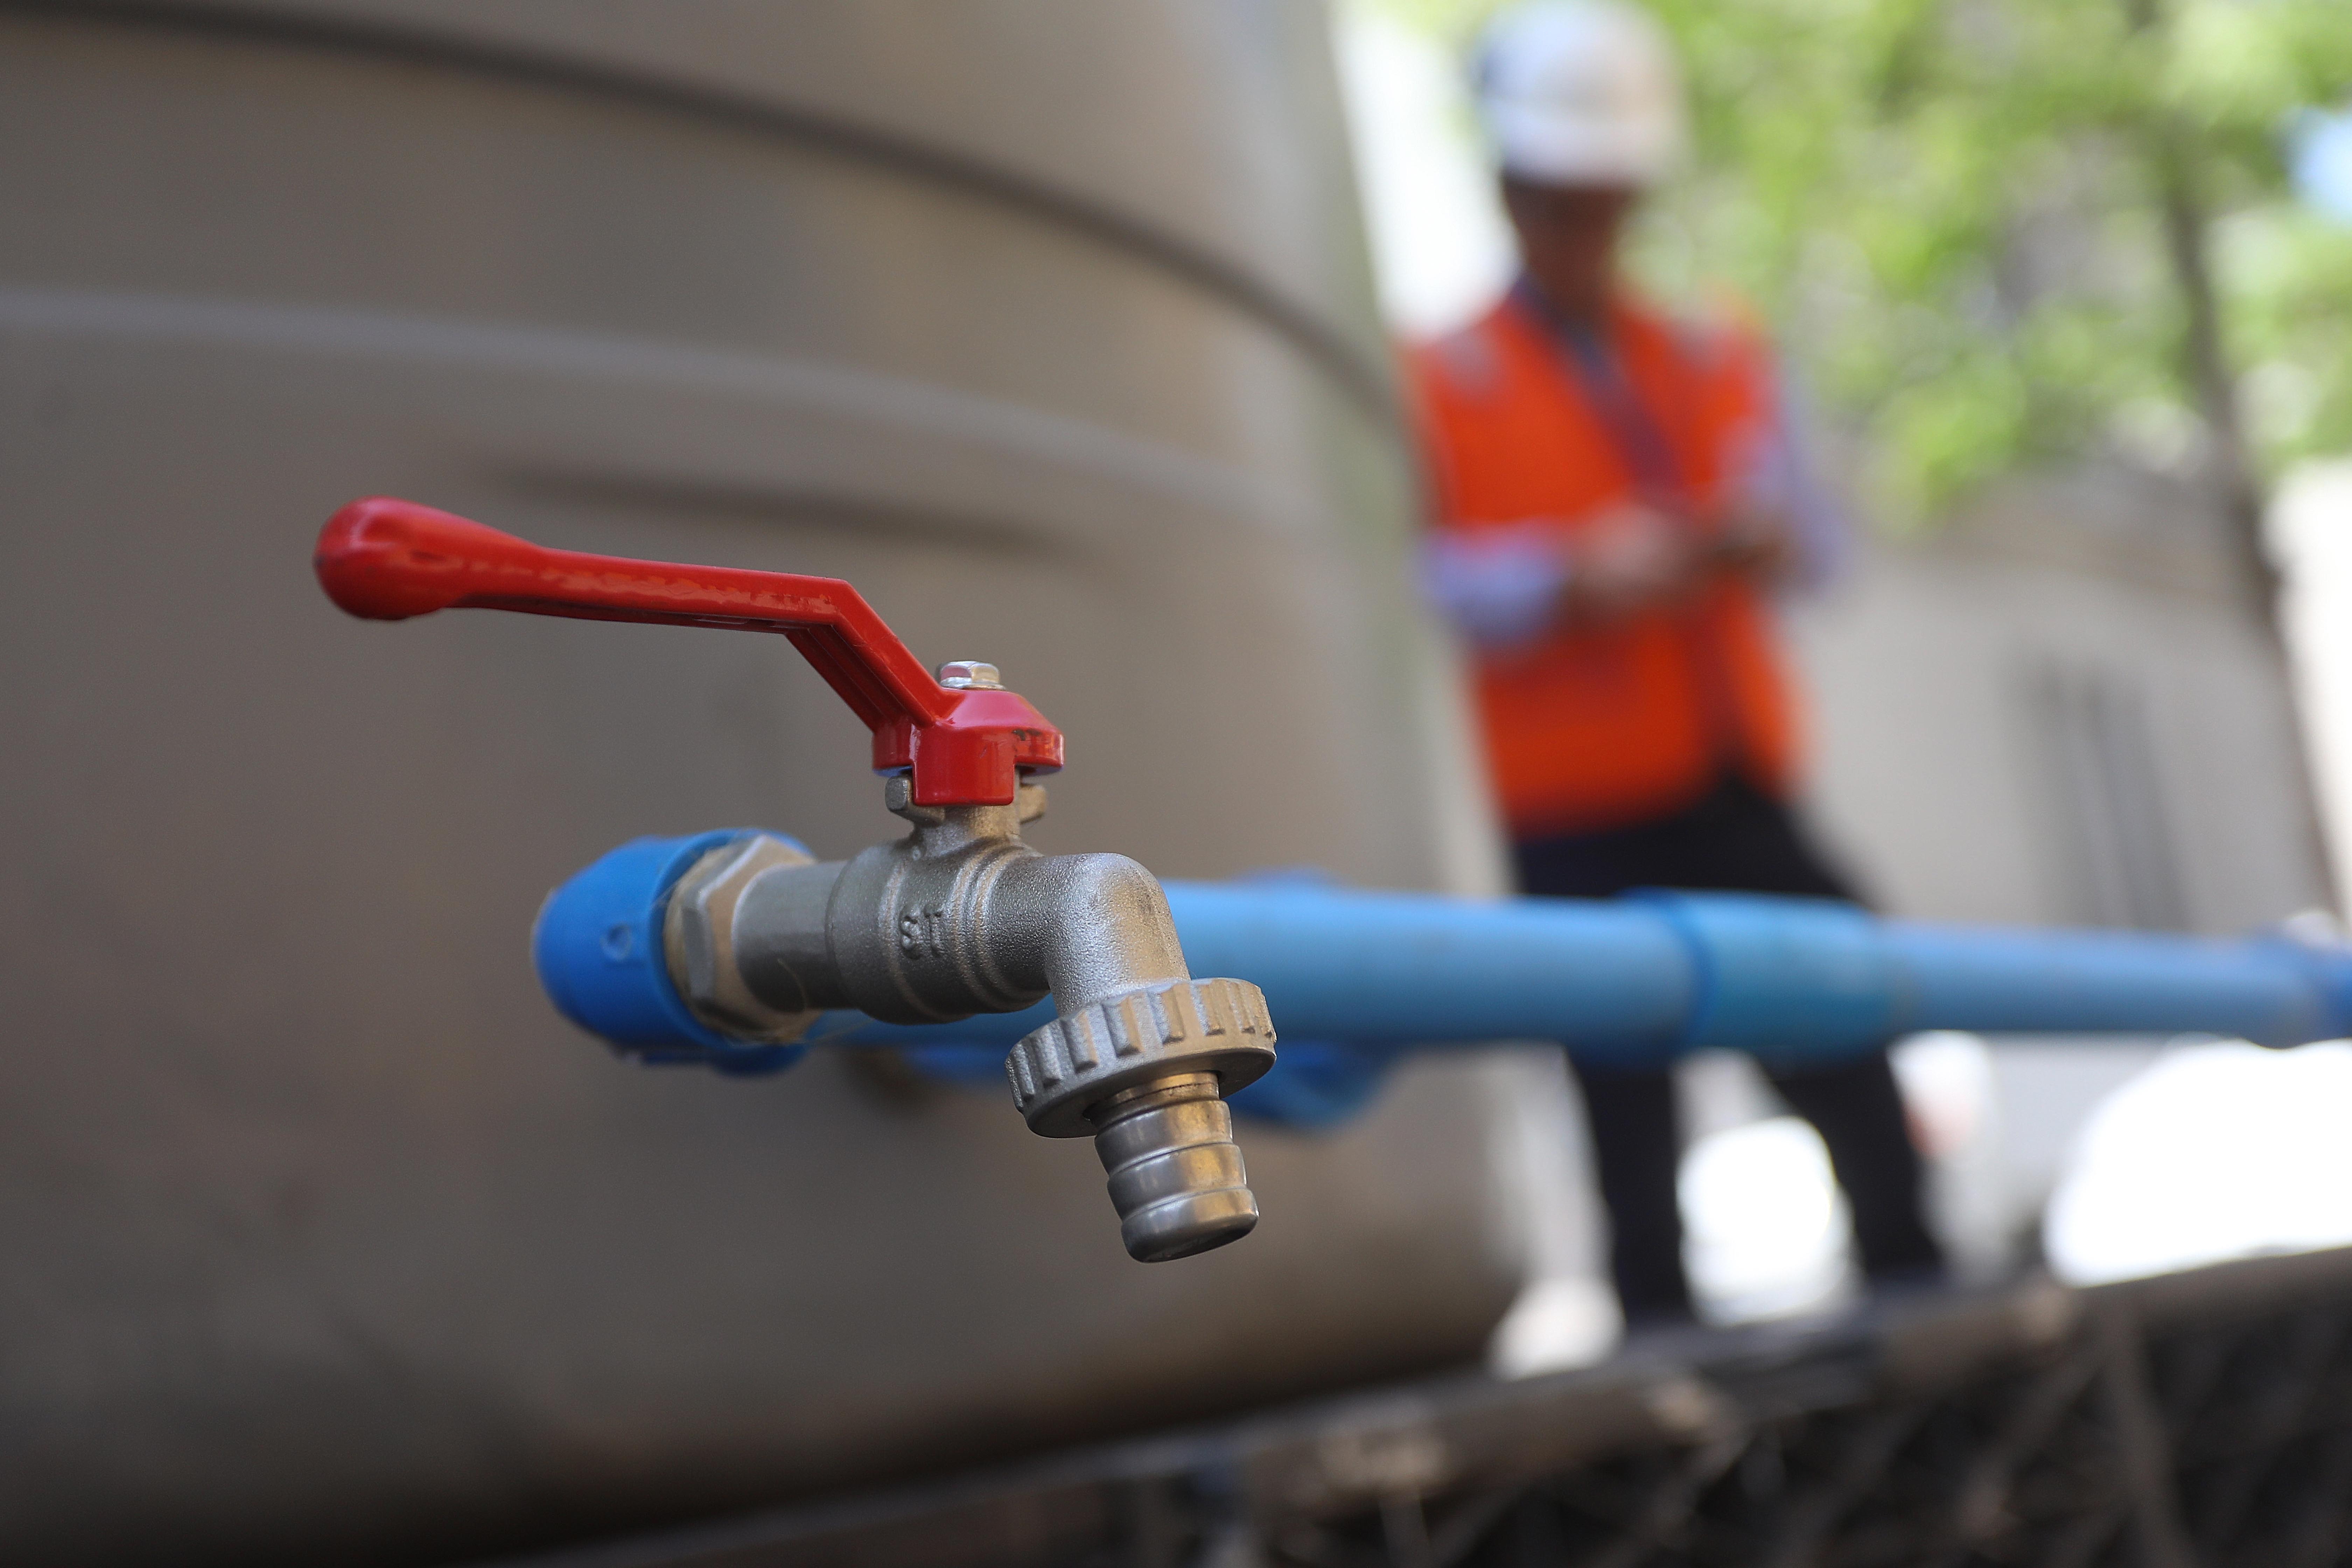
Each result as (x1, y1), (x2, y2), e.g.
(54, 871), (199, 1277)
(1631, 890), (1899, 1064)
(532, 830), (810, 1076)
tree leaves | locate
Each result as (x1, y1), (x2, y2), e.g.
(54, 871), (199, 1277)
(1380, 0), (2352, 526)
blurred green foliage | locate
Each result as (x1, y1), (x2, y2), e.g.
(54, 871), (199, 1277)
(1372, 0), (2352, 527)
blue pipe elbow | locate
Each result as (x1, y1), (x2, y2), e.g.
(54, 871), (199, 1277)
(1224, 1040), (1401, 1129)
(533, 830), (808, 1076)
(884, 1038), (1401, 1130)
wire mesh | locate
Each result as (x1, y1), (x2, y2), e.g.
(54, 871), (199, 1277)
(487, 1247), (2352, 1568)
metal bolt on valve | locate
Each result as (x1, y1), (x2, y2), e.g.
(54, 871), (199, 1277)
(313, 497), (1278, 1261)
(934, 660), (1003, 690)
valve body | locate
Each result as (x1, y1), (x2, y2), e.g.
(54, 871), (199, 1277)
(646, 786), (1275, 1260)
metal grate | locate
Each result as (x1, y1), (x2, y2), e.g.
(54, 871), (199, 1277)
(487, 1247), (2352, 1568)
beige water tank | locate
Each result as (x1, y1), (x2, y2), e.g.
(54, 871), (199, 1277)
(0, 3), (1525, 1563)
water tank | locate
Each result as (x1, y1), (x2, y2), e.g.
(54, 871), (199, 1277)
(0, 4), (1521, 1563)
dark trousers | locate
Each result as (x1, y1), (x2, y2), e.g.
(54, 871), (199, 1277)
(1514, 773), (1945, 1320)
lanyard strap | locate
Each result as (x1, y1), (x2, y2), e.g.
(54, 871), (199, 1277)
(1514, 282), (1749, 770)
(1512, 280), (1689, 505)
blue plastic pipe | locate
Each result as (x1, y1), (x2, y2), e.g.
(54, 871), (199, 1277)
(802, 881), (2352, 1064)
(537, 835), (2352, 1126)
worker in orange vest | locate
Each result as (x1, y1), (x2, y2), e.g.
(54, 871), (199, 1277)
(1413, 0), (1943, 1324)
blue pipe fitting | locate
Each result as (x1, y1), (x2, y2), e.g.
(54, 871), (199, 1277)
(532, 830), (808, 1076)
(869, 1037), (1401, 1130)
(1179, 869), (1405, 1128)
(1223, 1040), (1403, 1129)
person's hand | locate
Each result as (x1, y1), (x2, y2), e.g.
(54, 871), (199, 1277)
(1562, 503), (1704, 620)
(1708, 503), (1798, 584)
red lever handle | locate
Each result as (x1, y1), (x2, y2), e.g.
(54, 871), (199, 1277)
(315, 496), (1062, 805)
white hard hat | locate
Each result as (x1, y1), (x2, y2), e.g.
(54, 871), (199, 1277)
(1473, 0), (1689, 188)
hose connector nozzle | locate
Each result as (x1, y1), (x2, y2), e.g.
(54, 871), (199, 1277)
(1005, 978), (1276, 1262)
(1091, 1073), (1258, 1261)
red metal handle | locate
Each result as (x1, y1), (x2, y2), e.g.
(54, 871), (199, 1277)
(315, 496), (1062, 805)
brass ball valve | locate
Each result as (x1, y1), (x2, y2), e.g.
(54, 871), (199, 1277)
(315, 498), (1276, 1261)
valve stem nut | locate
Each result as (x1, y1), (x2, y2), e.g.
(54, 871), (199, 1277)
(936, 660), (1004, 690)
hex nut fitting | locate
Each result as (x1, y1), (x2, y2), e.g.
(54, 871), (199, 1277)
(664, 834), (826, 1043)
(1005, 977), (1276, 1139)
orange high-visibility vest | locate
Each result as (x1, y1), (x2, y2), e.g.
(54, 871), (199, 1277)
(1409, 293), (1800, 839)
